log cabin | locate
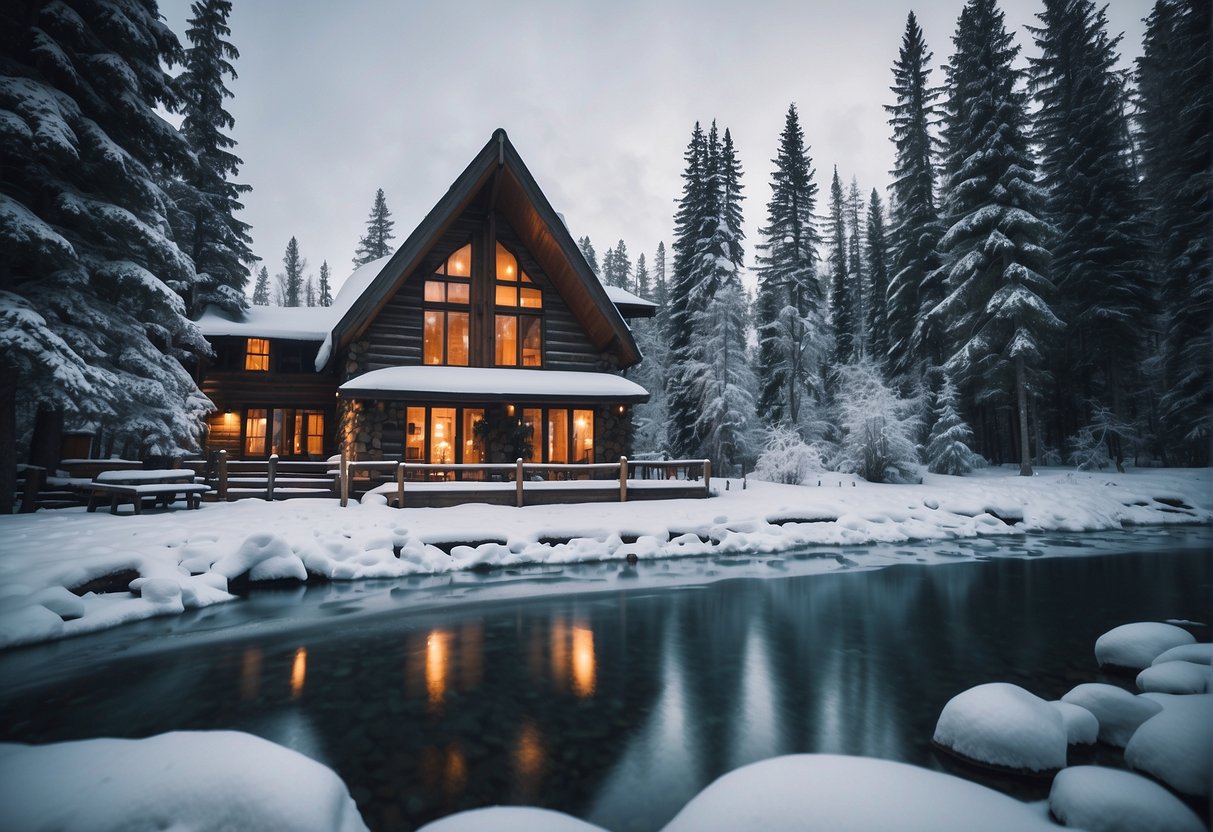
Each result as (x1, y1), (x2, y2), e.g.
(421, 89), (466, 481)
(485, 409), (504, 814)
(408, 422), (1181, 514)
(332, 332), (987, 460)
(196, 129), (656, 468)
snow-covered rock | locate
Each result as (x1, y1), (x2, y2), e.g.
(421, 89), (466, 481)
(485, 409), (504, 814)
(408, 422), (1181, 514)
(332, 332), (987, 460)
(418, 806), (609, 832)
(1060, 684), (1163, 747)
(1136, 661), (1212, 694)
(1048, 766), (1204, 832)
(660, 754), (1060, 831)
(933, 683), (1067, 771)
(1095, 623), (1196, 671)
(1048, 700), (1099, 746)
(1124, 693), (1212, 798)
(1151, 643), (1213, 667)
(0, 731), (368, 832)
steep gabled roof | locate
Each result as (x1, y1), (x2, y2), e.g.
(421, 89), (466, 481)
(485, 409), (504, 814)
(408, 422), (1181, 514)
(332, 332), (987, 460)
(325, 129), (641, 369)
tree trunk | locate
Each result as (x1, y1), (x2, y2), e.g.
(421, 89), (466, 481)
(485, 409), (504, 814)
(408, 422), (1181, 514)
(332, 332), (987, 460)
(28, 404), (63, 471)
(1016, 356), (1033, 476)
(0, 365), (16, 514)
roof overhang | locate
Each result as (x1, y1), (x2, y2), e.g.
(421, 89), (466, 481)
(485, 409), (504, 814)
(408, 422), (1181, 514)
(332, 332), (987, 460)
(338, 366), (650, 405)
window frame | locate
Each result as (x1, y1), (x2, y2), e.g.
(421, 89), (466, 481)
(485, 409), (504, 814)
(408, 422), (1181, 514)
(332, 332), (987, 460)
(422, 242), (473, 367)
(244, 338), (270, 372)
(492, 242), (544, 367)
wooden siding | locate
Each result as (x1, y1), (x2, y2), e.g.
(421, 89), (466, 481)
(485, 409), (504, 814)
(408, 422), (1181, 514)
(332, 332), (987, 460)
(202, 372), (336, 409)
(205, 412), (242, 458)
(358, 211), (606, 375)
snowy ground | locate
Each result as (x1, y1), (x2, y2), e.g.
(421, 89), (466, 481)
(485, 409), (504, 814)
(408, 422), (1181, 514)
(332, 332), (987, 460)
(0, 466), (1208, 649)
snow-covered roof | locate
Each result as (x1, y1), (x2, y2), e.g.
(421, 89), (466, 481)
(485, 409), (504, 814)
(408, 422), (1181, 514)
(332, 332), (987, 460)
(339, 365), (650, 402)
(603, 285), (657, 309)
(196, 305), (335, 341)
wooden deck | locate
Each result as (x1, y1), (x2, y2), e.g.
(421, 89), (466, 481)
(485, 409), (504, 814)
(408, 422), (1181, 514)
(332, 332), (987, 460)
(375, 479), (708, 508)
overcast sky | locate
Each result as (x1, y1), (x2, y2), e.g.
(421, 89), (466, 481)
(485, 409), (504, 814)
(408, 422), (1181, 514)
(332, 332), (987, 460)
(157, 0), (1153, 296)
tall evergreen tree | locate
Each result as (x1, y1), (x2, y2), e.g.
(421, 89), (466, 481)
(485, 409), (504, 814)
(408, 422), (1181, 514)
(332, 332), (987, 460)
(0, 0), (212, 500)
(577, 236), (600, 275)
(609, 240), (632, 290)
(304, 274), (317, 307)
(885, 12), (944, 378)
(930, 0), (1060, 475)
(828, 167), (856, 367)
(281, 237), (305, 308)
(926, 372), (979, 475)
(1136, 0), (1211, 465)
(634, 253), (650, 297)
(317, 261), (333, 307)
(653, 241), (668, 312)
(846, 178), (866, 357)
(753, 104), (823, 429)
(865, 189), (891, 365)
(252, 266), (270, 306)
(665, 123), (710, 457)
(1029, 0), (1152, 465)
(601, 246), (617, 288)
(172, 0), (254, 317)
(352, 188), (394, 267)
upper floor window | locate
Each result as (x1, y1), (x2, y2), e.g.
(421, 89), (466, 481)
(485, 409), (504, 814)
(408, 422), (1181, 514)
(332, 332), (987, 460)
(244, 338), (270, 371)
(423, 244), (471, 366)
(494, 242), (543, 367)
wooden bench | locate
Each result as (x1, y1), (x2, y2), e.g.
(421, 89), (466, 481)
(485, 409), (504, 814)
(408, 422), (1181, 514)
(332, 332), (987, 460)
(86, 469), (211, 515)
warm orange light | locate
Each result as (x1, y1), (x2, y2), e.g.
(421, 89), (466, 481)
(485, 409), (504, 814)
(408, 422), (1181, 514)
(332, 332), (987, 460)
(290, 646), (307, 699)
(507, 404), (515, 416)
(514, 720), (545, 792)
(572, 626), (596, 697)
(617, 405), (625, 415)
(426, 630), (450, 708)
(240, 647), (262, 701)
(445, 744), (467, 797)
(549, 617), (568, 691)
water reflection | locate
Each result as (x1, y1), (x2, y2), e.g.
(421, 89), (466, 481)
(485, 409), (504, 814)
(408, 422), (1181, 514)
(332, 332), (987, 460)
(0, 548), (1208, 832)
(290, 646), (306, 699)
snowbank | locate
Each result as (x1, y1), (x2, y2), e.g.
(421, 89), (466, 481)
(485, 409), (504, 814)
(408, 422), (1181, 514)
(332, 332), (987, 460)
(660, 754), (1060, 831)
(1048, 766), (1204, 832)
(0, 731), (368, 832)
(418, 807), (609, 832)
(1152, 643), (1213, 666)
(1, 467), (1208, 649)
(1095, 622), (1197, 671)
(933, 683), (1067, 771)
(1125, 693), (1212, 798)
(1060, 684), (1162, 747)
(1048, 700), (1099, 746)
(1136, 661), (1212, 694)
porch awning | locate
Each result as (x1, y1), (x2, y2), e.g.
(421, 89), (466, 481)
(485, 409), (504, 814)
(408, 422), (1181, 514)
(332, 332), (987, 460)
(338, 366), (650, 404)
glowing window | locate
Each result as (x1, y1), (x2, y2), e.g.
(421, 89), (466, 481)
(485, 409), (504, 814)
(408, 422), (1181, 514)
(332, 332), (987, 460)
(496, 284), (518, 307)
(521, 317), (542, 366)
(446, 243), (471, 277)
(520, 287), (543, 308)
(548, 409), (568, 463)
(495, 242), (517, 281)
(245, 408), (267, 456)
(244, 338), (269, 371)
(573, 409), (594, 463)
(495, 315), (518, 366)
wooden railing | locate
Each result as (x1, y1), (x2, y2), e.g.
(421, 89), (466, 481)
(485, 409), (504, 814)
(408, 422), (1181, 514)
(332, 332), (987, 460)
(339, 454), (711, 507)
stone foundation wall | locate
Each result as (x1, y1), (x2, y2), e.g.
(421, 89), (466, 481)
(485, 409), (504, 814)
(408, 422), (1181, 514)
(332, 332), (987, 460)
(595, 404), (633, 462)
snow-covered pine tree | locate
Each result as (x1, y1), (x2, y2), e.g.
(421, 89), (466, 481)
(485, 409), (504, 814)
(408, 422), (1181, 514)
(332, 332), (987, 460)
(281, 237), (305, 307)
(846, 178), (866, 358)
(1136, 0), (1211, 465)
(252, 266), (270, 305)
(653, 241), (668, 312)
(0, 0), (213, 498)
(833, 359), (921, 483)
(828, 167), (856, 367)
(926, 372), (979, 475)
(885, 12), (944, 379)
(611, 240), (632, 290)
(172, 0), (254, 318)
(1029, 0), (1152, 468)
(865, 189), (890, 365)
(352, 189), (395, 267)
(304, 274), (317, 307)
(665, 123), (710, 458)
(634, 253), (650, 298)
(577, 236), (600, 276)
(601, 246), (617, 288)
(753, 104), (823, 430)
(692, 127), (753, 470)
(318, 261), (333, 307)
(930, 0), (1061, 475)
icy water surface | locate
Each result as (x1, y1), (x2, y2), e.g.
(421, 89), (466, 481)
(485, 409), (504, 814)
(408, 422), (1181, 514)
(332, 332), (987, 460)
(0, 527), (1210, 831)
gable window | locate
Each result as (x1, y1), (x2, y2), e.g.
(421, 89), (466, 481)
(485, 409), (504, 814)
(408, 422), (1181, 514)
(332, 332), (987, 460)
(244, 338), (270, 371)
(494, 242), (543, 367)
(423, 244), (471, 366)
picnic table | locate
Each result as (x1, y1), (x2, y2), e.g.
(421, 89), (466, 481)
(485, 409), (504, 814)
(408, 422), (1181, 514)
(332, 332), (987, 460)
(86, 469), (211, 515)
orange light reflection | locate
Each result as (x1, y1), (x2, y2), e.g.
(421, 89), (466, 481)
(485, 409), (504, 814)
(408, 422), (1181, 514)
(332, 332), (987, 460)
(426, 630), (450, 708)
(572, 626), (596, 698)
(290, 647), (307, 699)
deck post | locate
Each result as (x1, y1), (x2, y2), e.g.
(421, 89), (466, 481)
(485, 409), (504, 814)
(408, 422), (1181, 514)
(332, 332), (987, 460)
(266, 453), (277, 501)
(516, 458), (524, 508)
(339, 450), (349, 507)
(703, 459), (711, 496)
(19, 465), (44, 514)
(396, 462), (405, 508)
(217, 449), (228, 501)
(619, 456), (628, 502)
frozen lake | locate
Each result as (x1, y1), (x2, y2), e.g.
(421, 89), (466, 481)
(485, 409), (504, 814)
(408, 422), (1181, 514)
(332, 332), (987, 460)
(1, 526), (1209, 831)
